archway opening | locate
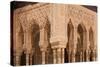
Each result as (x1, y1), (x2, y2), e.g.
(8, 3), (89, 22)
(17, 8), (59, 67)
(65, 19), (74, 63)
(32, 23), (41, 65)
(76, 23), (87, 62)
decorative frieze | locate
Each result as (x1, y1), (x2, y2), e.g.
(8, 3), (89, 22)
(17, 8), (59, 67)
(68, 5), (95, 23)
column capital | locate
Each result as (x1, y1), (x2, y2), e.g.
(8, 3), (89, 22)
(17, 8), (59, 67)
(50, 41), (67, 49)
(40, 46), (48, 52)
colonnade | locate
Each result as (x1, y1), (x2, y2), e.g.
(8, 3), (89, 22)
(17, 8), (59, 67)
(13, 20), (96, 66)
(12, 4), (97, 66)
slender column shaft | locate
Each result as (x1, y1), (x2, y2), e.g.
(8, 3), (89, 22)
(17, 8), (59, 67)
(61, 48), (64, 63)
(42, 51), (46, 64)
(80, 52), (82, 62)
(53, 49), (57, 64)
(24, 31), (32, 65)
(86, 50), (89, 61)
(72, 51), (75, 62)
(86, 31), (90, 61)
(92, 50), (96, 61)
(26, 54), (29, 65)
(57, 48), (61, 64)
(39, 28), (48, 64)
(73, 27), (77, 62)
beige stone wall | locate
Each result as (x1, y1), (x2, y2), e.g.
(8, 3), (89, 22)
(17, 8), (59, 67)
(12, 3), (97, 66)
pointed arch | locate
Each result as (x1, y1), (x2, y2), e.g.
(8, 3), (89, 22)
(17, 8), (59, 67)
(65, 19), (74, 63)
(31, 22), (41, 64)
(76, 23), (87, 62)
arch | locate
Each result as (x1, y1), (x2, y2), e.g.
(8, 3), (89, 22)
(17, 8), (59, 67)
(76, 23), (87, 62)
(31, 19), (52, 64)
(20, 21), (41, 65)
(89, 27), (94, 61)
(65, 19), (74, 63)
(77, 23), (87, 51)
(31, 22), (41, 64)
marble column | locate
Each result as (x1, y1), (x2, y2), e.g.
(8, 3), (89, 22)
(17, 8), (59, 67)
(80, 51), (83, 62)
(72, 51), (76, 62)
(26, 54), (29, 65)
(92, 50), (96, 61)
(42, 51), (46, 64)
(53, 49), (57, 64)
(24, 30), (32, 65)
(73, 26), (77, 62)
(86, 50), (89, 61)
(57, 48), (61, 64)
(39, 27), (48, 64)
(61, 48), (64, 63)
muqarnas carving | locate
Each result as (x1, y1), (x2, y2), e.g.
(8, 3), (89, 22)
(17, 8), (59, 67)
(10, 1), (97, 66)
